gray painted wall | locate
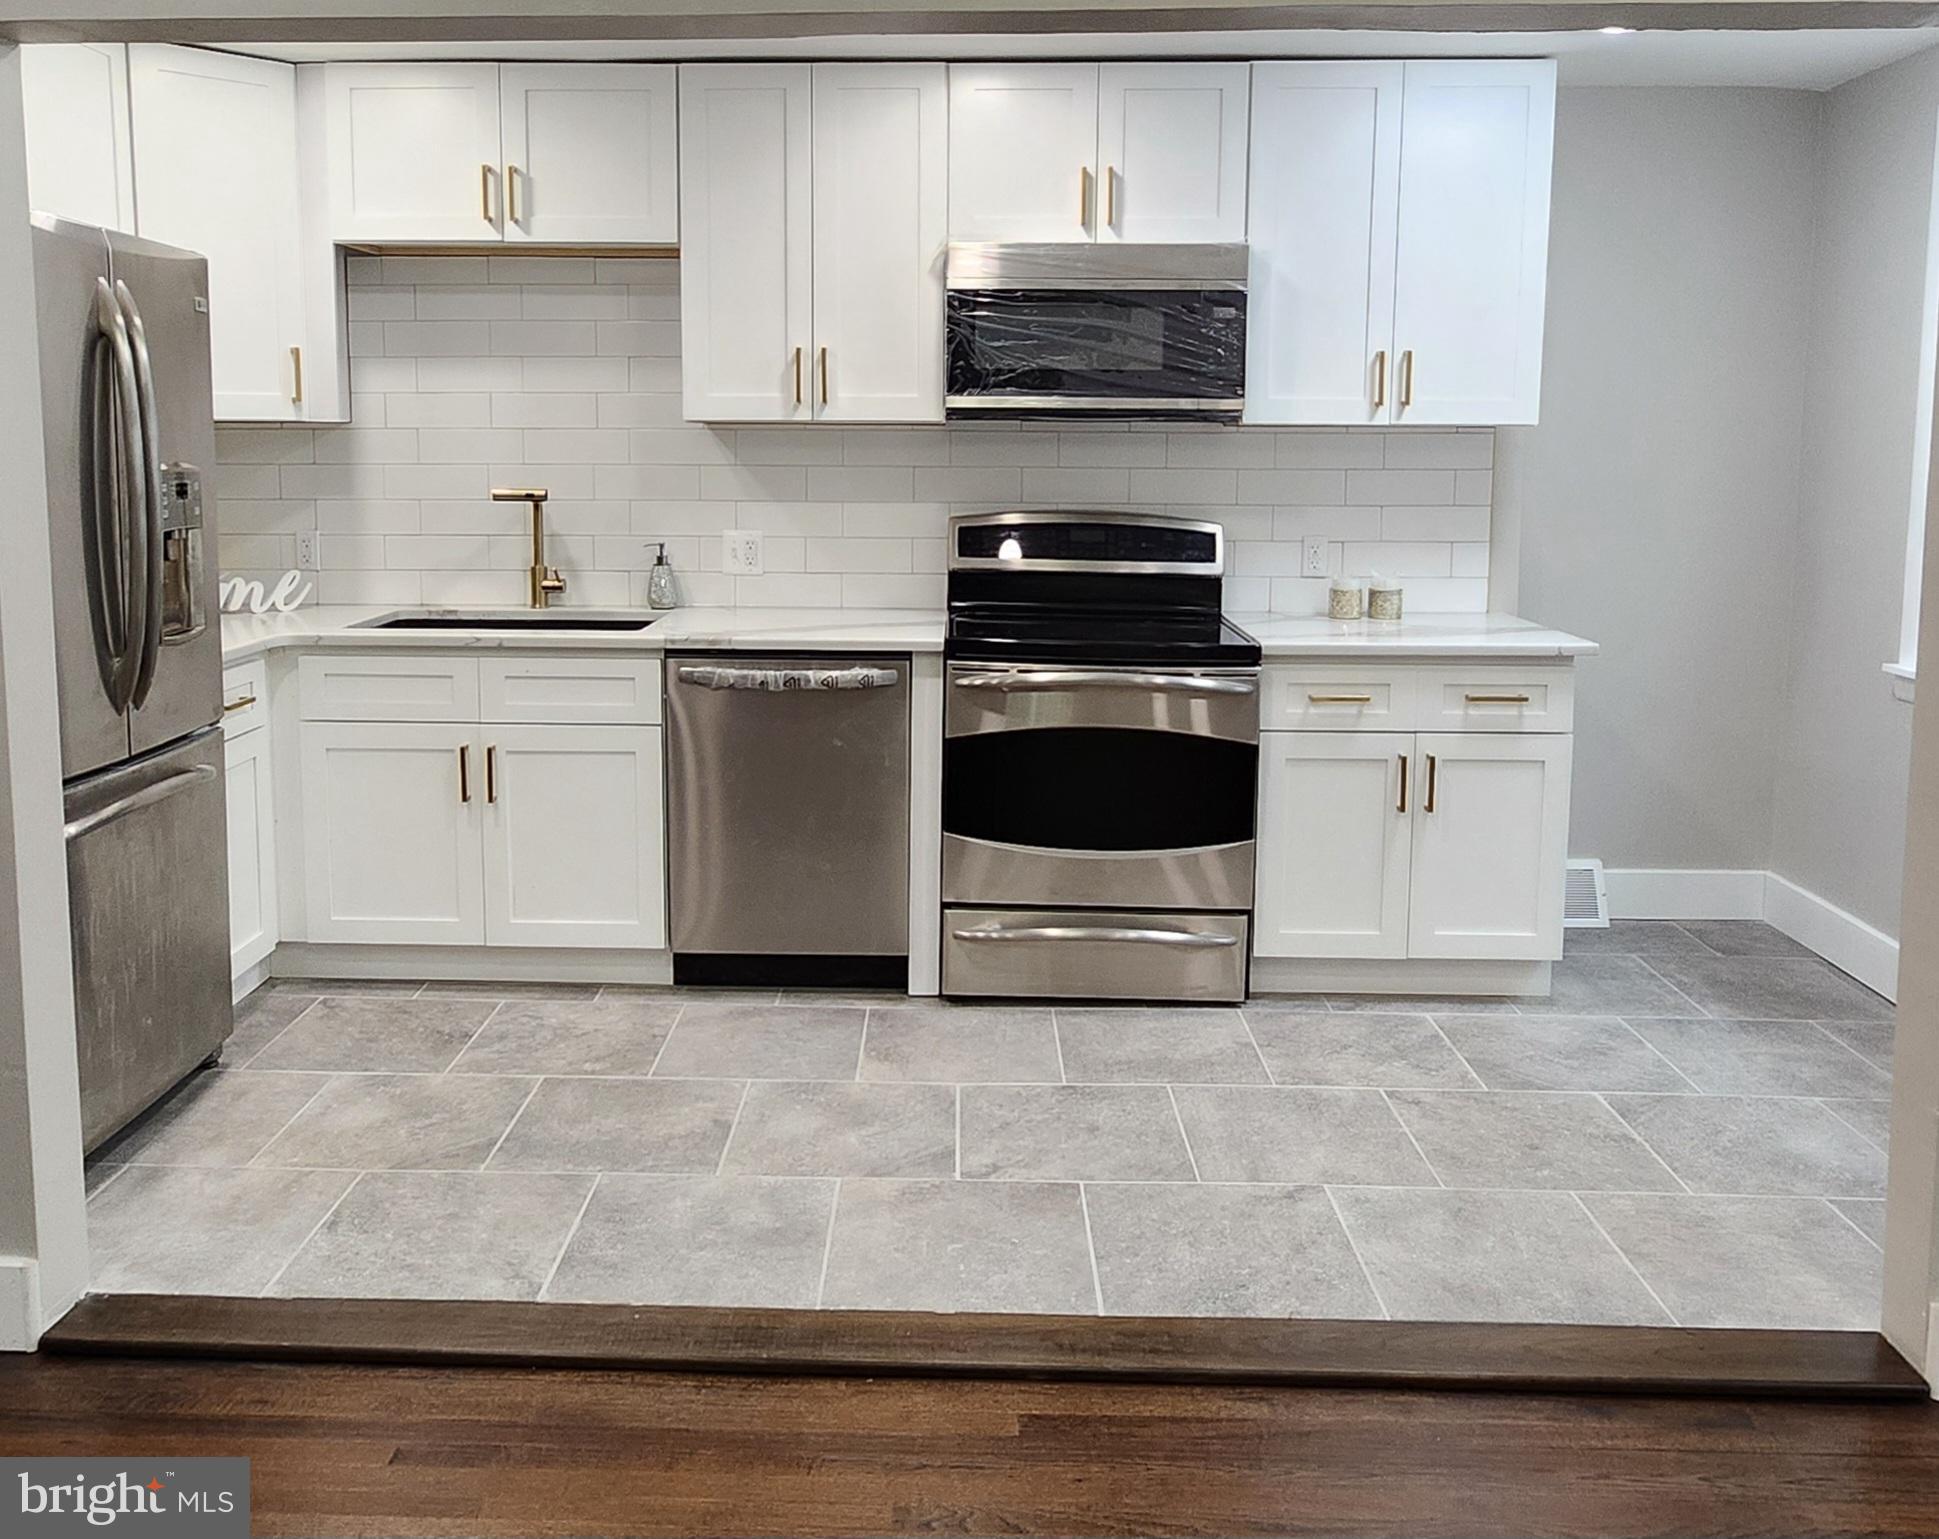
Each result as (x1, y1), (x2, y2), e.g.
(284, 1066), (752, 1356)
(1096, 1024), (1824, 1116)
(1509, 86), (1821, 875)
(1770, 47), (1938, 937)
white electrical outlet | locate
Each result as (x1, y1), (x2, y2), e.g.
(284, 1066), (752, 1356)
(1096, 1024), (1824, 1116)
(1301, 537), (1330, 578)
(722, 529), (764, 576)
(295, 531), (319, 571)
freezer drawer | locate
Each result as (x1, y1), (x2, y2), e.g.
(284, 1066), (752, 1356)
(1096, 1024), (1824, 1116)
(944, 906), (1249, 1003)
(667, 654), (910, 960)
(65, 724), (233, 1150)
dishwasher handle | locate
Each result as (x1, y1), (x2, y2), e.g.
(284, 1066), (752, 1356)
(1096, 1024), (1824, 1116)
(676, 664), (900, 692)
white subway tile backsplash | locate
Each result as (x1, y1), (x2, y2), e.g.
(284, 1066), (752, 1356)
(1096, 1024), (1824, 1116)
(216, 263), (1489, 612)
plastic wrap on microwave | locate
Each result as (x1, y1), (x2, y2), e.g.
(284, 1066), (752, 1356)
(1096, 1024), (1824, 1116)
(944, 288), (1247, 405)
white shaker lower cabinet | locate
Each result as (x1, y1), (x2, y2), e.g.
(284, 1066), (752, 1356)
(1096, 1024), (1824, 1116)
(223, 662), (278, 978)
(1407, 733), (1572, 959)
(1253, 664), (1575, 972)
(481, 724), (666, 948)
(298, 722), (486, 945)
(1256, 733), (1413, 959)
(291, 652), (665, 952)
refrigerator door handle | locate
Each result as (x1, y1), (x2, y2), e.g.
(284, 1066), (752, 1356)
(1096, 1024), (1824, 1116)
(63, 761), (216, 843)
(91, 278), (147, 715)
(115, 279), (164, 710)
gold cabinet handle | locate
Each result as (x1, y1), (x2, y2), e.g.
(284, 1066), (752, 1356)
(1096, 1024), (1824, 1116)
(1399, 348), (1415, 409)
(1079, 166), (1091, 230)
(290, 345), (303, 405)
(1397, 752), (1409, 814)
(507, 164), (522, 228)
(1465, 692), (1532, 704)
(1106, 165), (1117, 229)
(1372, 349), (1387, 410)
(486, 744), (498, 804)
(818, 345), (829, 405)
(1425, 752), (1437, 814)
(458, 743), (471, 804)
(1308, 693), (1374, 704)
(222, 694), (256, 714)
(480, 163), (495, 225)
(792, 345), (802, 407)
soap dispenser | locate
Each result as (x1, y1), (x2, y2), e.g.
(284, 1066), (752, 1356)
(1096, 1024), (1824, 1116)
(646, 542), (679, 610)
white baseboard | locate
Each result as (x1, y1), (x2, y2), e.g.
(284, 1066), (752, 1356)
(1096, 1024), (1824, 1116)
(271, 942), (675, 986)
(1250, 958), (1552, 997)
(0, 1258), (36, 1352)
(1601, 867), (1899, 1003)
(1605, 868), (1767, 920)
(231, 957), (270, 1004)
(1763, 872), (1900, 1003)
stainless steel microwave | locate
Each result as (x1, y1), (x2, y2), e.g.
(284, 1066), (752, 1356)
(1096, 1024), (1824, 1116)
(943, 242), (1247, 421)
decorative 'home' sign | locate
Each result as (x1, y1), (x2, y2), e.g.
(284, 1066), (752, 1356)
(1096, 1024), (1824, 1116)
(220, 571), (311, 614)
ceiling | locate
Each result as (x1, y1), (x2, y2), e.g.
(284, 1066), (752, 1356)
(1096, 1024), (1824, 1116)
(225, 26), (1939, 89)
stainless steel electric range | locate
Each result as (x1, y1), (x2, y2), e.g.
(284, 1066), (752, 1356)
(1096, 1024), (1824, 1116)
(941, 509), (1262, 1003)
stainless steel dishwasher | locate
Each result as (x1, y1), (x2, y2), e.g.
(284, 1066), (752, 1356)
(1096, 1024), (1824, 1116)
(666, 655), (911, 987)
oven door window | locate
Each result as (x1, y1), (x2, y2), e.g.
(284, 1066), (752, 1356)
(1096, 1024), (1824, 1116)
(945, 288), (1246, 404)
(943, 726), (1257, 852)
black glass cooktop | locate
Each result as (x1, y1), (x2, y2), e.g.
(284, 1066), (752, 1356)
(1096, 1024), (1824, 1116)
(947, 605), (1262, 667)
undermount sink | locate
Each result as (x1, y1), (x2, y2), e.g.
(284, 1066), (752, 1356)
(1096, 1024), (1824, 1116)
(358, 612), (658, 633)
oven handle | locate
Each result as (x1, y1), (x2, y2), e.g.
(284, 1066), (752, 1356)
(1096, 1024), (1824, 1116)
(950, 923), (1240, 950)
(951, 671), (1256, 696)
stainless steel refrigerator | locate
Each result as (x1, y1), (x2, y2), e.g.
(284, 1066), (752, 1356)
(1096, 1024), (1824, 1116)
(33, 214), (231, 1151)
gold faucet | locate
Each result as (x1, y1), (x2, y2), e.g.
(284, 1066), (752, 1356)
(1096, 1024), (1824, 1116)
(493, 486), (565, 608)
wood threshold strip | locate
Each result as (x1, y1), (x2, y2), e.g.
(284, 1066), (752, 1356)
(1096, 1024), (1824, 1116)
(45, 1294), (1927, 1398)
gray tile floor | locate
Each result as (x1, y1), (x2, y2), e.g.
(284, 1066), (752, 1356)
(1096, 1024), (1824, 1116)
(85, 922), (1894, 1329)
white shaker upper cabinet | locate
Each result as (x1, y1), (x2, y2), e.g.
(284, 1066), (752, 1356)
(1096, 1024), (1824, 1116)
(1244, 62), (1401, 426)
(129, 46), (308, 422)
(20, 44), (135, 230)
(1390, 60), (1556, 426)
(1096, 63), (1249, 244)
(322, 64), (504, 241)
(679, 65), (814, 422)
(810, 63), (947, 423)
(499, 64), (677, 244)
(948, 64), (1099, 243)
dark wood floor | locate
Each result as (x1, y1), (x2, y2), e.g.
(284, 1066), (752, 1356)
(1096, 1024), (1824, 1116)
(5, 1352), (1939, 1537)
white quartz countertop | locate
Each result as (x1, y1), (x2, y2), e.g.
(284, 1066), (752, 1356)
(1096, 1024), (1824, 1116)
(221, 606), (1597, 665)
(219, 606), (948, 663)
(1232, 612), (1600, 659)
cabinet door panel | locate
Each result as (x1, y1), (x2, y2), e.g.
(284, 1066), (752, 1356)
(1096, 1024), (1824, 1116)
(225, 731), (278, 975)
(500, 64), (677, 244)
(811, 63), (946, 423)
(948, 64), (1099, 242)
(130, 46), (307, 421)
(298, 722), (484, 944)
(1255, 732), (1413, 959)
(482, 725), (665, 949)
(1097, 63), (1248, 244)
(1408, 732), (1570, 960)
(20, 43), (135, 230)
(1390, 61), (1555, 425)
(1244, 62), (1402, 426)
(678, 64), (813, 422)
(323, 64), (503, 241)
